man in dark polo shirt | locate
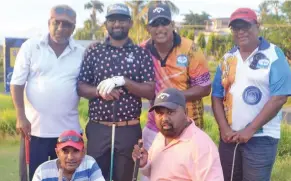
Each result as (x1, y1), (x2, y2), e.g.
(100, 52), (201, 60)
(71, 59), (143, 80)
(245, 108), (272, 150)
(77, 3), (155, 181)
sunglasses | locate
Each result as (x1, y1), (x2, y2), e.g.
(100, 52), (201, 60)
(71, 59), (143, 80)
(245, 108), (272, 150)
(55, 7), (75, 17)
(58, 135), (83, 143)
(230, 23), (256, 32)
(107, 16), (131, 24)
(52, 20), (74, 28)
(150, 18), (171, 27)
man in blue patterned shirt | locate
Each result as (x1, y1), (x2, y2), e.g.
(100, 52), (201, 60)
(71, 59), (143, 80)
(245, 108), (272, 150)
(32, 130), (105, 181)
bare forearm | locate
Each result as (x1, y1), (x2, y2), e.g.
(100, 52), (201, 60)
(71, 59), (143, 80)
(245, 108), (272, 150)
(248, 96), (287, 132)
(183, 85), (211, 101)
(77, 81), (98, 100)
(10, 85), (26, 119)
(124, 78), (155, 100)
(211, 96), (229, 129)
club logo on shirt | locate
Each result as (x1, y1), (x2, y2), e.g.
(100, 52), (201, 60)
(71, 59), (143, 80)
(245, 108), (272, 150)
(125, 52), (134, 63)
(176, 54), (188, 67)
(250, 53), (270, 70)
(242, 86), (262, 105)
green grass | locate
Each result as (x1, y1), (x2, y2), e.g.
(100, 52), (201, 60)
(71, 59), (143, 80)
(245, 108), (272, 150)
(0, 142), (19, 181)
(0, 81), (4, 92)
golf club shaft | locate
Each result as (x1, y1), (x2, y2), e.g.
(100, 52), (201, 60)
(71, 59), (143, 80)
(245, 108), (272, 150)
(109, 123), (116, 181)
(132, 140), (143, 181)
(109, 101), (118, 181)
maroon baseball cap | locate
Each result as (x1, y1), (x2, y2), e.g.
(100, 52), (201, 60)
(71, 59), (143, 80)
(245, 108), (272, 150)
(50, 5), (76, 24)
(229, 8), (257, 26)
(56, 130), (84, 151)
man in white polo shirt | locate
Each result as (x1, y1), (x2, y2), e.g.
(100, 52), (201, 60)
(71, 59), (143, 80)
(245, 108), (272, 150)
(10, 4), (85, 181)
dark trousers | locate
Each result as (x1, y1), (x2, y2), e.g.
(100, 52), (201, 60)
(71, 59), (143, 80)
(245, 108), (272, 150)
(219, 136), (278, 181)
(86, 121), (142, 181)
(29, 136), (58, 181)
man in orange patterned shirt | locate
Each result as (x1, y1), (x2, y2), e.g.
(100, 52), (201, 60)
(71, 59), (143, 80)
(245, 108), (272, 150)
(140, 3), (211, 181)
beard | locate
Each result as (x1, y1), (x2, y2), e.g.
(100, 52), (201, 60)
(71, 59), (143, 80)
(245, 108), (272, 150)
(107, 28), (129, 40)
(160, 122), (177, 138)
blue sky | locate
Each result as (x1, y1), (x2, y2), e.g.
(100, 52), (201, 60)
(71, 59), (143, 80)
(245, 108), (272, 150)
(0, 0), (264, 42)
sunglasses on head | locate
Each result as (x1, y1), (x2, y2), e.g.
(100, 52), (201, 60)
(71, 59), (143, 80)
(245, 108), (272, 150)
(58, 135), (83, 143)
(150, 18), (171, 27)
(55, 7), (75, 17)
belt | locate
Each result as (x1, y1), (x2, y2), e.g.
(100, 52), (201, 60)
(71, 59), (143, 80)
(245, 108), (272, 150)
(92, 119), (140, 127)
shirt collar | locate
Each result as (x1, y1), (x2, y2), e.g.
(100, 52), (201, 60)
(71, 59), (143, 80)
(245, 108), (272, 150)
(104, 37), (134, 48)
(177, 121), (196, 142)
(40, 34), (77, 50)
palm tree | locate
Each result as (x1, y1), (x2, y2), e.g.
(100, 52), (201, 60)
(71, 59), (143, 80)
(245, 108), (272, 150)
(84, 0), (104, 40)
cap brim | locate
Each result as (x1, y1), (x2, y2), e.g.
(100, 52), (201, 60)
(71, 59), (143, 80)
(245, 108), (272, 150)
(148, 16), (171, 25)
(106, 13), (131, 18)
(228, 18), (254, 27)
(57, 140), (84, 151)
(149, 102), (179, 112)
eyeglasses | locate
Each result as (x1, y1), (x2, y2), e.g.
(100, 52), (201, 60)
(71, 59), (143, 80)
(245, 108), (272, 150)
(55, 7), (75, 17)
(52, 20), (74, 28)
(58, 135), (83, 143)
(107, 16), (131, 24)
(149, 18), (171, 27)
(230, 23), (256, 32)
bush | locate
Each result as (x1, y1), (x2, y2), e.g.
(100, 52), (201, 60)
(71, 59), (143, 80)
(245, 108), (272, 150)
(0, 109), (17, 136)
(197, 32), (206, 49)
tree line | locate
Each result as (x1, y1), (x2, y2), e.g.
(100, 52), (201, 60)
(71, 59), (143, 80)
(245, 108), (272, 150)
(74, 0), (291, 62)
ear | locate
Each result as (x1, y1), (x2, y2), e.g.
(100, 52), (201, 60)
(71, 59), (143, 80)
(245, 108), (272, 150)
(82, 147), (87, 154)
(171, 21), (175, 28)
(55, 148), (59, 157)
(48, 19), (51, 26)
(146, 25), (151, 33)
(129, 19), (133, 29)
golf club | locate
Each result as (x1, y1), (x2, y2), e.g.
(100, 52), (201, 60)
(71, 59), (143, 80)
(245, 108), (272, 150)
(230, 143), (239, 181)
(109, 100), (118, 181)
(132, 140), (143, 181)
(19, 137), (28, 181)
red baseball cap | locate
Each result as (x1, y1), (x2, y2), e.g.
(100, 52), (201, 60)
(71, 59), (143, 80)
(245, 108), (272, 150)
(56, 130), (84, 151)
(229, 8), (257, 26)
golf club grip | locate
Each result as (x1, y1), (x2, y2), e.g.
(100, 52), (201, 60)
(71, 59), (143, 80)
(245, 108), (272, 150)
(132, 141), (143, 181)
(25, 137), (30, 164)
(112, 100), (118, 122)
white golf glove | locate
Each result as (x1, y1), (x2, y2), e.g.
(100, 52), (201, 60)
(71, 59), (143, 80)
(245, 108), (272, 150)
(97, 76), (125, 96)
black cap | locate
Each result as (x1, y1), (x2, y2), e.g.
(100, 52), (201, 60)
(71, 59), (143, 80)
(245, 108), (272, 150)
(149, 88), (186, 112)
(106, 3), (131, 18)
(148, 3), (172, 25)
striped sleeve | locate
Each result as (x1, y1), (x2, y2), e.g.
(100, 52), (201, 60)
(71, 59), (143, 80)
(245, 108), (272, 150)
(89, 162), (105, 181)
